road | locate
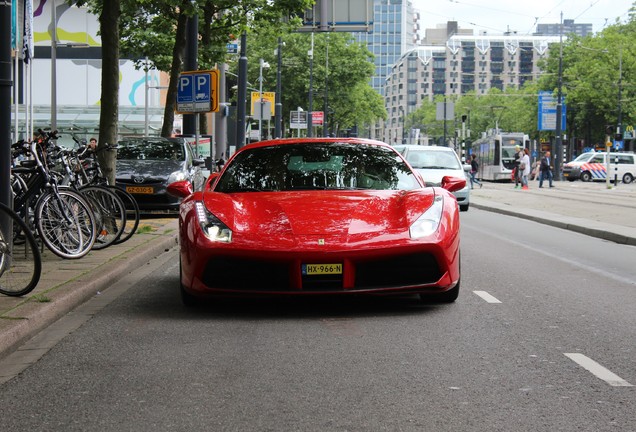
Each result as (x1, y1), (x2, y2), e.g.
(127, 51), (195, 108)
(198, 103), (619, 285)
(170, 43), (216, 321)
(0, 209), (635, 431)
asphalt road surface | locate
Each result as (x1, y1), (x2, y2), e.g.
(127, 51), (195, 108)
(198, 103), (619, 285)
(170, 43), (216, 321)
(1, 209), (635, 432)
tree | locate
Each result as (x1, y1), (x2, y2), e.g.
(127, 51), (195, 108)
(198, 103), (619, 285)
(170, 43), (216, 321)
(75, 0), (121, 184)
(118, 0), (314, 136)
(239, 30), (385, 137)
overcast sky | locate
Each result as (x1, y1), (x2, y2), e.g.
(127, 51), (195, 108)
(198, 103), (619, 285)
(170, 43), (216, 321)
(412, 0), (634, 36)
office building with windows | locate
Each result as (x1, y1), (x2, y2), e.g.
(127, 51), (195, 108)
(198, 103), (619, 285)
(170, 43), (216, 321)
(383, 33), (562, 144)
(354, 0), (420, 96)
(535, 19), (593, 37)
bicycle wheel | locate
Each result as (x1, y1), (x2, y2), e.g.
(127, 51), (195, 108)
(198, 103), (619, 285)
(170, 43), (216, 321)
(35, 189), (96, 259)
(79, 185), (126, 250)
(0, 202), (42, 296)
(109, 186), (140, 245)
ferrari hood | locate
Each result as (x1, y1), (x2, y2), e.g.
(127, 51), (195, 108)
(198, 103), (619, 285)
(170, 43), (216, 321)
(201, 190), (437, 236)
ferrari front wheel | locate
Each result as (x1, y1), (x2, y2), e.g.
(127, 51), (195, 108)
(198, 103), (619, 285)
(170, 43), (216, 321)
(179, 256), (198, 307)
(421, 278), (460, 303)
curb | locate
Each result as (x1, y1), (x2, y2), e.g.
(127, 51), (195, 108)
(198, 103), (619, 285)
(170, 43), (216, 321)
(472, 202), (636, 246)
(0, 233), (178, 360)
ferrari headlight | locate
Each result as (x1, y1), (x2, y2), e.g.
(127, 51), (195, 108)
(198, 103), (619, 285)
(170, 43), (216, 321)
(167, 170), (187, 184)
(410, 195), (443, 238)
(195, 202), (232, 242)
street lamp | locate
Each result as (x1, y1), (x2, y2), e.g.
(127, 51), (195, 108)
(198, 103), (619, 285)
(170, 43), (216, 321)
(50, 0), (88, 132)
(258, 58), (270, 141)
(144, 57), (168, 136)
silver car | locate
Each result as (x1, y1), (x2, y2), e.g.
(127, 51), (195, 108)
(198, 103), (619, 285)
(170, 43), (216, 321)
(394, 145), (471, 211)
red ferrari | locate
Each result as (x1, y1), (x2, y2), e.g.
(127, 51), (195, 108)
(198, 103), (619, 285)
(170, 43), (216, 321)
(168, 138), (465, 306)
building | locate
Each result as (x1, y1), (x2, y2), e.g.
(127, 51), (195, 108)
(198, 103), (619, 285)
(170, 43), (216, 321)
(354, 0), (420, 96)
(535, 19), (593, 37)
(383, 33), (562, 144)
(423, 21), (473, 46)
(10, 0), (167, 147)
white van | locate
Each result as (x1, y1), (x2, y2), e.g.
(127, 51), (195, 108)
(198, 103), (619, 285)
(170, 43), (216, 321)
(562, 152), (636, 184)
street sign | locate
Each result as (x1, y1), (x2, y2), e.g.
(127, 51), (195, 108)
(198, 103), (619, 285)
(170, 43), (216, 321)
(226, 43), (238, 54)
(312, 111), (324, 125)
(250, 91), (275, 117)
(290, 111), (307, 129)
(538, 91), (566, 131)
(176, 70), (219, 114)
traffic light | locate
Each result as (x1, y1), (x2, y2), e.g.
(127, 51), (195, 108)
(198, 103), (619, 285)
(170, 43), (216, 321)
(615, 132), (623, 141)
(605, 125), (615, 135)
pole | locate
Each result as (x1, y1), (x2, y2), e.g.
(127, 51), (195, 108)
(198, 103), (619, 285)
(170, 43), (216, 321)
(50, 0), (57, 131)
(214, 63), (227, 158)
(236, 32), (247, 149)
(323, 34), (329, 137)
(275, 37), (282, 138)
(307, 33), (314, 137)
(259, 58), (264, 141)
(2, 0), (13, 236)
(554, 11), (564, 181)
(144, 56), (149, 136)
(182, 2), (198, 135)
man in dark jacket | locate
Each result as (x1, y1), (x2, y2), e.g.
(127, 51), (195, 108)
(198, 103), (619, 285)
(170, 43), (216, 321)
(539, 151), (554, 188)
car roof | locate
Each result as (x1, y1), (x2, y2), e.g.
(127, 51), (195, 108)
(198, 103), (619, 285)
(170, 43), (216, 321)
(395, 145), (455, 152)
(243, 137), (390, 149)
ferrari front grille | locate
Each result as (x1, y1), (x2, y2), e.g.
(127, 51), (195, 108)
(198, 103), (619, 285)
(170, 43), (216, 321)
(202, 257), (292, 291)
(354, 253), (441, 288)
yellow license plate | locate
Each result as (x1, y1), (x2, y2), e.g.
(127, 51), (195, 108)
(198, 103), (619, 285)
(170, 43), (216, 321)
(302, 263), (343, 275)
(126, 186), (154, 194)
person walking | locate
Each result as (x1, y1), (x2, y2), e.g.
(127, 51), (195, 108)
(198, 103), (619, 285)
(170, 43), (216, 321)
(520, 148), (530, 190)
(513, 145), (523, 189)
(539, 150), (554, 188)
(469, 154), (483, 189)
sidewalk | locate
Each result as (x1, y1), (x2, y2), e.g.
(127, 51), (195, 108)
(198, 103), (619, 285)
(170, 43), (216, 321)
(2, 180), (636, 360)
(0, 217), (179, 359)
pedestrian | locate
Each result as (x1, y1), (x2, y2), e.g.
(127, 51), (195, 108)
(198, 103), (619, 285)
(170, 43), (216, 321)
(88, 137), (97, 151)
(513, 145), (523, 189)
(469, 154), (483, 189)
(539, 150), (554, 188)
(520, 148), (530, 190)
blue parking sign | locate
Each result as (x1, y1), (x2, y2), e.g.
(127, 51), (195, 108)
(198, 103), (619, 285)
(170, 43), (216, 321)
(176, 70), (219, 113)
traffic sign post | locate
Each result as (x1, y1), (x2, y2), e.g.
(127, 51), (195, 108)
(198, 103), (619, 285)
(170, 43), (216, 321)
(176, 70), (219, 114)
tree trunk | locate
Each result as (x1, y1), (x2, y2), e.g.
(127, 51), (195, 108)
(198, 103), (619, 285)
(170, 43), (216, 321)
(161, 8), (189, 138)
(97, 0), (120, 185)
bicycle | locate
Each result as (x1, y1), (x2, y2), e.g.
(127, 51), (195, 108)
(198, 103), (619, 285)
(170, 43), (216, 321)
(0, 201), (42, 296)
(71, 136), (140, 245)
(11, 132), (97, 259)
(50, 143), (127, 250)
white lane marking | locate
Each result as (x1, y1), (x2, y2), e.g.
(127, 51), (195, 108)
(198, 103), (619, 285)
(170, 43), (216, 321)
(564, 353), (634, 387)
(473, 290), (502, 303)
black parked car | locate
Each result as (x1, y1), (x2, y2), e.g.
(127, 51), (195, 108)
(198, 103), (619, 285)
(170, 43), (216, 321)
(115, 137), (205, 211)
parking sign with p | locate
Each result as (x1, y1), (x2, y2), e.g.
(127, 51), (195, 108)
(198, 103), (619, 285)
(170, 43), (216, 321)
(176, 70), (219, 113)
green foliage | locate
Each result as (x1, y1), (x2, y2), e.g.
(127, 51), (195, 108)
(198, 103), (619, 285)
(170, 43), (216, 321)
(240, 31), (385, 135)
(537, 8), (636, 145)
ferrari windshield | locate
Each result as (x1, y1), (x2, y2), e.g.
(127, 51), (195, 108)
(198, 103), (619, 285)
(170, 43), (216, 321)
(215, 142), (421, 192)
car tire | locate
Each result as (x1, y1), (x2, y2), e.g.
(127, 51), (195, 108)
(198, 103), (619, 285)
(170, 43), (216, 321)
(179, 257), (198, 307)
(567, 177), (575, 182)
(419, 281), (459, 303)
(580, 171), (592, 182)
(622, 173), (634, 184)
(460, 204), (469, 212)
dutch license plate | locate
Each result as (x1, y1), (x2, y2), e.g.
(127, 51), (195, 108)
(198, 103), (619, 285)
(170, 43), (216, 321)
(126, 186), (154, 194)
(302, 263), (343, 275)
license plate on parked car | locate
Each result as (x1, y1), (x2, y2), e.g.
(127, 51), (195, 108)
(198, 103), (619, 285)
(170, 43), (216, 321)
(126, 186), (154, 194)
(302, 263), (343, 275)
